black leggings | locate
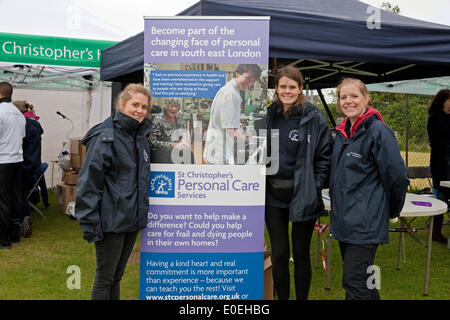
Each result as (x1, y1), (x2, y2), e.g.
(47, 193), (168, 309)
(265, 205), (316, 300)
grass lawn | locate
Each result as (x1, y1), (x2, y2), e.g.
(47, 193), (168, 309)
(0, 191), (448, 300)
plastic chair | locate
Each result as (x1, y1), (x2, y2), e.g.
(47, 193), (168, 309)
(406, 166), (434, 194)
(26, 162), (49, 219)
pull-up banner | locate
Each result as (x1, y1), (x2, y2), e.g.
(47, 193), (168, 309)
(140, 16), (269, 300)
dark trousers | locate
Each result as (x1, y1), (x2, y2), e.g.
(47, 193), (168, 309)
(339, 242), (380, 300)
(91, 231), (138, 300)
(265, 205), (316, 300)
(0, 163), (23, 245)
(434, 187), (450, 236)
(20, 168), (35, 221)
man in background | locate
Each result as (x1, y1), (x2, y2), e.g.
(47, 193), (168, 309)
(0, 82), (26, 249)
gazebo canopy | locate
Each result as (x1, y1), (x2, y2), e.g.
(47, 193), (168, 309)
(100, 0), (450, 89)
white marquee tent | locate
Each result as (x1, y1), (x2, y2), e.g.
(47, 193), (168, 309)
(0, 0), (127, 186)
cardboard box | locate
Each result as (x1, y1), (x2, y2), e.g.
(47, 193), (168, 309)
(81, 144), (86, 162)
(71, 154), (82, 170)
(70, 137), (85, 170)
(263, 251), (273, 300)
(70, 137), (82, 155)
(63, 170), (78, 185)
(57, 183), (76, 213)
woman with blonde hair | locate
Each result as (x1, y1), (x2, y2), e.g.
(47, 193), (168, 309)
(330, 78), (408, 299)
(75, 83), (152, 300)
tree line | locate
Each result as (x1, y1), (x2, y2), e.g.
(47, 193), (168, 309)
(316, 92), (433, 152)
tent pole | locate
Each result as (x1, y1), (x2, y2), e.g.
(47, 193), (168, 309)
(111, 82), (122, 115)
(85, 86), (92, 134)
(405, 93), (409, 167)
(317, 89), (336, 127)
(99, 81), (104, 123)
(305, 80), (315, 103)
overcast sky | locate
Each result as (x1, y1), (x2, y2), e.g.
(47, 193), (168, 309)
(0, 0), (447, 41)
(72, 0), (449, 39)
(360, 0), (450, 25)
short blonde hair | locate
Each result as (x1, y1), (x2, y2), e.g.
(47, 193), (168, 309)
(336, 78), (372, 113)
(13, 100), (33, 113)
(115, 83), (151, 111)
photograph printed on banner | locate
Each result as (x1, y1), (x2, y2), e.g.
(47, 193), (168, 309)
(144, 62), (268, 165)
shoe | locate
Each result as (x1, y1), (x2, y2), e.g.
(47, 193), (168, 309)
(24, 217), (33, 238)
(21, 216), (32, 238)
(21, 216), (29, 237)
(0, 242), (12, 249)
(432, 233), (448, 244)
(11, 236), (20, 244)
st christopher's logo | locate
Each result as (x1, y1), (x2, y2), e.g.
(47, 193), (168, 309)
(149, 171), (175, 198)
(288, 129), (299, 142)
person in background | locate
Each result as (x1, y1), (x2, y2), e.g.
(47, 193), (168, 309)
(0, 82), (26, 249)
(149, 98), (191, 164)
(24, 104), (49, 209)
(75, 83), (151, 300)
(330, 78), (409, 300)
(427, 89), (450, 244)
(13, 100), (44, 238)
(204, 64), (261, 164)
(265, 66), (332, 300)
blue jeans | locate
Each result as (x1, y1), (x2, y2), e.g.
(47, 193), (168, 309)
(91, 231), (138, 300)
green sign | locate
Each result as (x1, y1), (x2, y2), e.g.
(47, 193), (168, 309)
(0, 32), (117, 68)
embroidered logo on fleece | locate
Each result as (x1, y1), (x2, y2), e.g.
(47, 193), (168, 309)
(288, 129), (299, 142)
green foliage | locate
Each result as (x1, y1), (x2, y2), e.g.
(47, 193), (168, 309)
(381, 2), (401, 14)
(371, 92), (432, 150)
(314, 92), (433, 152)
(0, 192), (140, 300)
(266, 215), (450, 300)
(2, 191), (448, 301)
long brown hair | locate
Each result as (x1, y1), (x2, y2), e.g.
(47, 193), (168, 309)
(273, 65), (305, 107)
(427, 89), (450, 115)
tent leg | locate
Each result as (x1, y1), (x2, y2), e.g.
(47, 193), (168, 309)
(317, 89), (336, 127)
(405, 94), (409, 167)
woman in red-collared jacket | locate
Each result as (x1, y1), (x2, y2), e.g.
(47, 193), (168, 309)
(330, 78), (408, 300)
